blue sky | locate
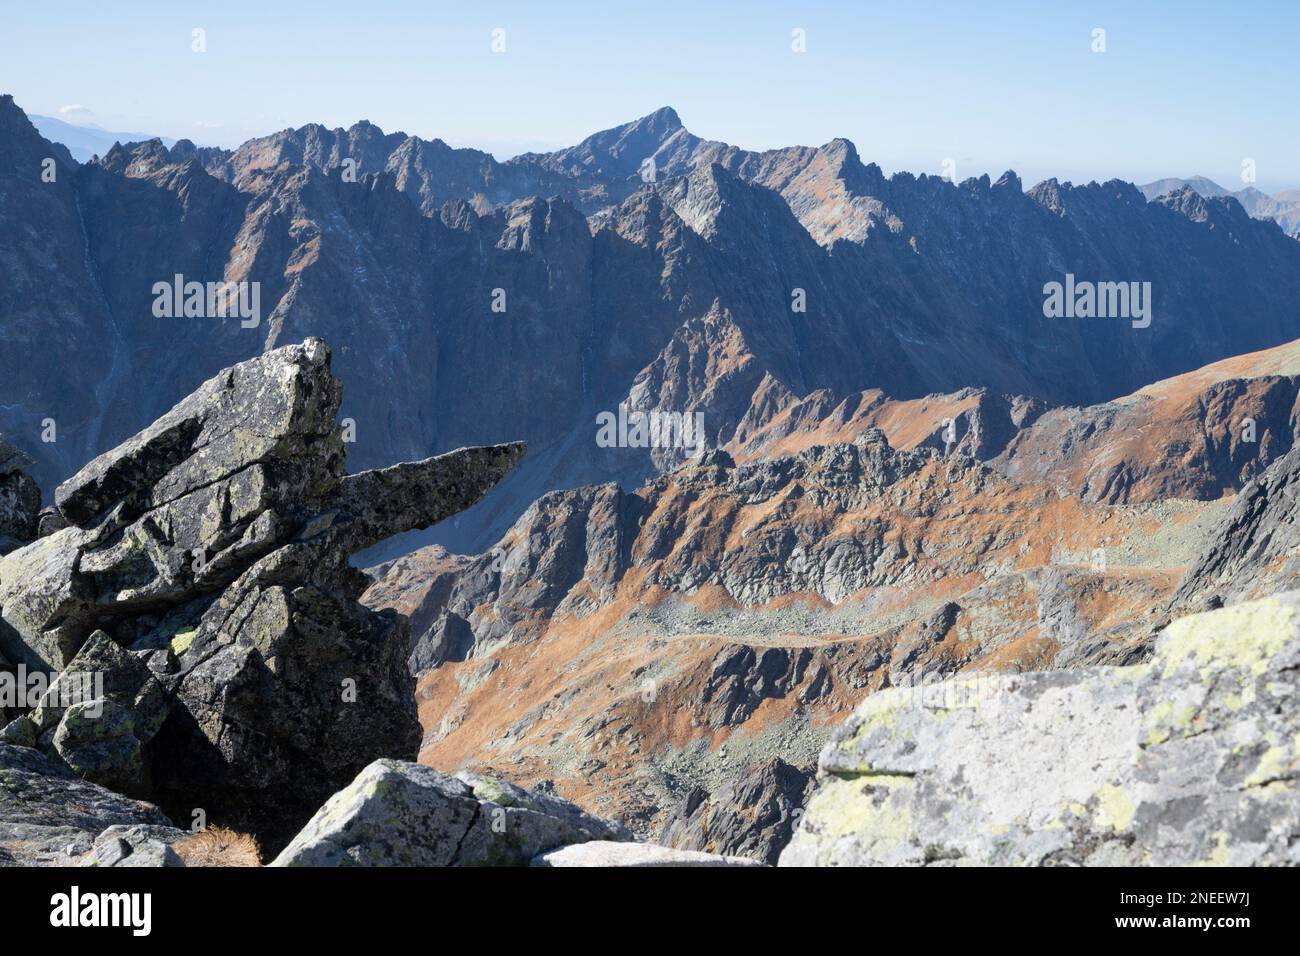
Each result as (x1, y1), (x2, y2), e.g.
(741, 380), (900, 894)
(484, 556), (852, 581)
(4, 0), (1298, 190)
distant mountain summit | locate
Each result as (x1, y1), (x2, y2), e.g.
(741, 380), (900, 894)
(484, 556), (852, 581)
(1140, 175), (1300, 236)
(518, 105), (690, 180)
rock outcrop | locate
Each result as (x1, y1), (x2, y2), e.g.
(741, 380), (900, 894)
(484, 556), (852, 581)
(10, 630), (170, 798)
(1172, 441), (1300, 611)
(79, 824), (187, 868)
(0, 339), (523, 851)
(0, 438), (39, 555)
(729, 337), (1300, 507)
(781, 592), (1300, 866)
(659, 758), (810, 864)
(995, 339), (1300, 504)
(271, 759), (629, 866)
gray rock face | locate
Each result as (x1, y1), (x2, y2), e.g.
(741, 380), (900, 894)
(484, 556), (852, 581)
(532, 841), (764, 867)
(24, 630), (169, 798)
(703, 646), (832, 729)
(1172, 442), (1300, 611)
(0, 743), (175, 866)
(781, 592), (1300, 866)
(0, 339), (344, 671)
(271, 759), (629, 867)
(0, 339), (523, 852)
(914, 390), (1046, 461)
(53, 335), (344, 529)
(0, 438), (40, 555)
(659, 758), (810, 864)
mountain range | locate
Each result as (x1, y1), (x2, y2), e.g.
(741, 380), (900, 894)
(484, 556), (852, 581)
(4, 90), (1300, 865)
(5, 94), (1300, 559)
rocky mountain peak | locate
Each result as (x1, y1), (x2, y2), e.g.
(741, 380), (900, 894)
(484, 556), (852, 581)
(0, 93), (32, 133)
(1157, 184), (1214, 222)
(1026, 176), (1066, 213)
(992, 169), (1022, 192)
(645, 105), (683, 128)
(518, 105), (692, 182)
(96, 137), (176, 177)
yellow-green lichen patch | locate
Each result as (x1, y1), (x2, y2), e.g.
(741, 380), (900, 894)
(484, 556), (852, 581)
(467, 775), (514, 807)
(1143, 699), (1203, 746)
(842, 693), (902, 738)
(801, 773), (915, 851)
(1244, 744), (1293, 788)
(1094, 783), (1136, 832)
(1157, 597), (1298, 680)
(170, 627), (197, 655)
(1222, 691), (1248, 712)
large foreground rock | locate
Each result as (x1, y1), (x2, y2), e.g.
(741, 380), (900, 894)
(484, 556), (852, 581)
(0, 340), (524, 851)
(0, 743), (175, 866)
(271, 759), (629, 866)
(782, 592), (1300, 866)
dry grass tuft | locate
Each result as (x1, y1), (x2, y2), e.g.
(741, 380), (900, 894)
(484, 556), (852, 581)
(174, 826), (263, 867)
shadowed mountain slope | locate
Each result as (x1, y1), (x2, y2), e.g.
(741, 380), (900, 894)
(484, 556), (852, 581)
(4, 94), (1300, 553)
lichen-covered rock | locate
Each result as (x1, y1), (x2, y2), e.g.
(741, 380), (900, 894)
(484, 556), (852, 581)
(0, 743), (175, 866)
(532, 841), (765, 867)
(0, 339), (524, 853)
(1, 341), (348, 670)
(659, 758), (810, 864)
(781, 593), (1300, 866)
(0, 522), (102, 669)
(28, 630), (168, 797)
(53, 338), (344, 529)
(270, 759), (629, 867)
(0, 715), (37, 747)
(150, 581), (425, 850)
